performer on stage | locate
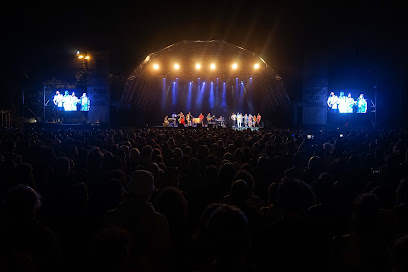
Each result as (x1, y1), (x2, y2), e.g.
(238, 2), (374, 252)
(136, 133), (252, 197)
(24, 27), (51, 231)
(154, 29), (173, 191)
(218, 115), (225, 127)
(357, 94), (367, 113)
(244, 114), (248, 127)
(231, 113), (236, 127)
(63, 90), (72, 111)
(327, 92), (338, 113)
(186, 112), (193, 127)
(80, 93), (90, 111)
(70, 92), (79, 111)
(199, 113), (204, 125)
(337, 92), (347, 113)
(171, 112), (177, 127)
(163, 115), (169, 127)
(256, 113), (261, 127)
(178, 112), (185, 126)
(248, 113), (253, 127)
(206, 113), (212, 126)
(346, 93), (355, 113)
(236, 112), (243, 128)
(53, 91), (63, 111)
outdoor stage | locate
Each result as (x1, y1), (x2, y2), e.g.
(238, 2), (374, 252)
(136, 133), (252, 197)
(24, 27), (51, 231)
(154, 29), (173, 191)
(120, 40), (289, 127)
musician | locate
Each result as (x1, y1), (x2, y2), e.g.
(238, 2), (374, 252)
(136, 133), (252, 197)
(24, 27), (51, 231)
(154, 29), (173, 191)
(199, 113), (204, 125)
(327, 92), (338, 113)
(53, 91), (63, 111)
(357, 94), (367, 113)
(71, 92), (79, 111)
(236, 112), (243, 128)
(63, 90), (72, 111)
(186, 111), (193, 127)
(256, 113), (261, 127)
(248, 113), (253, 127)
(253, 114), (257, 127)
(244, 114), (248, 127)
(346, 93), (355, 113)
(206, 113), (212, 126)
(337, 92), (347, 113)
(218, 115), (225, 127)
(178, 112), (185, 126)
(231, 113), (236, 127)
(172, 112), (177, 126)
(80, 93), (90, 111)
(163, 116), (169, 127)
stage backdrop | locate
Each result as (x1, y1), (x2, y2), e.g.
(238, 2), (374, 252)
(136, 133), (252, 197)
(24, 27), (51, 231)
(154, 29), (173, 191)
(302, 48), (328, 126)
(87, 50), (110, 124)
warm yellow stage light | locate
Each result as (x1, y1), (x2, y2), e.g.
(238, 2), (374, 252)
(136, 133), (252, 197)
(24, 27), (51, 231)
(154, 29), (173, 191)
(77, 55), (84, 59)
(84, 55), (90, 60)
(254, 63), (260, 69)
(210, 63), (216, 70)
(153, 64), (159, 70)
(174, 63), (180, 70)
(232, 63), (238, 70)
(195, 63), (201, 70)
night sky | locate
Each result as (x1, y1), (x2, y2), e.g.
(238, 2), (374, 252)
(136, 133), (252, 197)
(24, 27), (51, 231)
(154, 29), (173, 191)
(1, 0), (407, 123)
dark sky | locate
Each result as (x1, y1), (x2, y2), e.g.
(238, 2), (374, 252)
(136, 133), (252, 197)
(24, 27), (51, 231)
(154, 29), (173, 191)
(1, 0), (407, 108)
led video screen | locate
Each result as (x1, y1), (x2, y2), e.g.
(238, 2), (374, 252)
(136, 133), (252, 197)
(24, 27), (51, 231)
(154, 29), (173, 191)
(53, 90), (90, 112)
(327, 91), (367, 114)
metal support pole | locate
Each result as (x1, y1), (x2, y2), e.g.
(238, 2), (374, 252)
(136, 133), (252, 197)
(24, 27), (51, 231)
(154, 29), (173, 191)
(43, 85), (46, 122)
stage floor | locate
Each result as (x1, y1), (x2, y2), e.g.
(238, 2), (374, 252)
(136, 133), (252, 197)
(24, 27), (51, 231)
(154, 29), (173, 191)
(153, 124), (260, 131)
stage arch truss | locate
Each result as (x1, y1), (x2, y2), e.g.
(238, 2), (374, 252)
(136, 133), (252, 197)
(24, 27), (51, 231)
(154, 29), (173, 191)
(122, 40), (290, 115)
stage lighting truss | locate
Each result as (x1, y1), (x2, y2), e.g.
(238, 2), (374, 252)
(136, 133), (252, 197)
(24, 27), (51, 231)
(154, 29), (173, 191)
(123, 40), (289, 111)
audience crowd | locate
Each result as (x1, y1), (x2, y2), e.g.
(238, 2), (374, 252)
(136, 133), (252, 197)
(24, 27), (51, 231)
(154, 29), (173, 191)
(1, 126), (408, 271)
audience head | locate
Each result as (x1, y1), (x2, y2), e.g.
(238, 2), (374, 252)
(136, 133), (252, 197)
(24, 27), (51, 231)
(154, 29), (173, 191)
(277, 179), (316, 214)
(206, 205), (250, 264)
(3, 185), (41, 222)
(127, 170), (155, 201)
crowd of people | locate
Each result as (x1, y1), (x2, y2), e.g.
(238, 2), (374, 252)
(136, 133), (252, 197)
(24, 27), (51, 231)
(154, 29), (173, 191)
(1, 126), (408, 271)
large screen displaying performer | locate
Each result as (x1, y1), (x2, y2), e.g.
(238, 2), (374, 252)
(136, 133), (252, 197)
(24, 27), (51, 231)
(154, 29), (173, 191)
(53, 90), (90, 112)
(327, 91), (367, 114)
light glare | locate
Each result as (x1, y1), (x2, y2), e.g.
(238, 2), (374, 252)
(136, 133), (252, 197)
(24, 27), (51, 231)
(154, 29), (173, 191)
(174, 63), (180, 70)
(153, 64), (159, 70)
(195, 63), (201, 70)
(210, 63), (216, 70)
(254, 63), (260, 69)
(232, 63), (238, 69)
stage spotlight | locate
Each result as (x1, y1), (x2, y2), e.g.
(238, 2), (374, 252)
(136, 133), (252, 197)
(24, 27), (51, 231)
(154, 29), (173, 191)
(153, 64), (159, 70)
(232, 63), (238, 70)
(195, 63), (201, 70)
(174, 63), (180, 70)
(210, 63), (216, 70)
(254, 63), (260, 69)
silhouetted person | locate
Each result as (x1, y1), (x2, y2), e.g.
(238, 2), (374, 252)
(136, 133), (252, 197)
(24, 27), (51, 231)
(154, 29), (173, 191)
(0, 185), (60, 272)
(88, 226), (131, 272)
(105, 170), (171, 272)
(332, 193), (390, 272)
(205, 205), (253, 271)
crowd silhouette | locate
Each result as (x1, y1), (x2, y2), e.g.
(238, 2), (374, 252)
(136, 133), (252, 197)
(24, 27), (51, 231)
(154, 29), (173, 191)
(1, 127), (408, 271)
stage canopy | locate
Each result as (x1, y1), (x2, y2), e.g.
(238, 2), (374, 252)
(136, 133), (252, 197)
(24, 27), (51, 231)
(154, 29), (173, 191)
(122, 40), (289, 120)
